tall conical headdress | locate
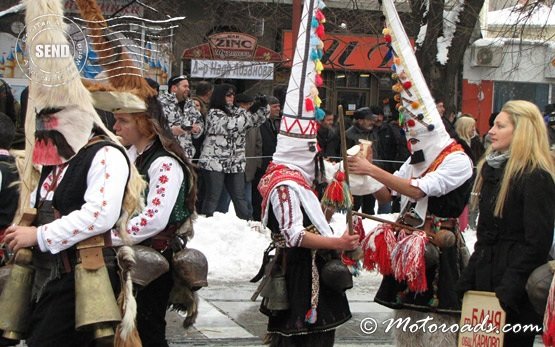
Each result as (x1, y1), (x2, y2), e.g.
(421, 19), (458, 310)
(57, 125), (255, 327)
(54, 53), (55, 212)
(272, 0), (327, 182)
(381, 0), (452, 177)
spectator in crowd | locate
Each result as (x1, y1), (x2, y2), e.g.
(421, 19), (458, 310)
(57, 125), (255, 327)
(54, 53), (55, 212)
(145, 77), (160, 94)
(455, 114), (484, 164)
(198, 84), (269, 220)
(436, 98), (457, 138)
(371, 105), (410, 213)
(458, 100), (555, 347)
(546, 110), (555, 149)
(0, 112), (19, 266)
(191, 81), (214, 212)
(317, 109), (340, 161)
(158, 75), (204, 159)
(483, 112), (498, 150)
(251, 96), (281, 221)
(346, 107), (378, 215)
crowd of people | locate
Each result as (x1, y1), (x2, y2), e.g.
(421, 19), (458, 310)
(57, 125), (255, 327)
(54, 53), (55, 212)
(0, 0), (555, 346)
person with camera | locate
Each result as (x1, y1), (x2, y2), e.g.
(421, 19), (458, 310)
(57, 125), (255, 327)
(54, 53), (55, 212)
(198, 84), (269, 220)
(158, 75), (204, 159)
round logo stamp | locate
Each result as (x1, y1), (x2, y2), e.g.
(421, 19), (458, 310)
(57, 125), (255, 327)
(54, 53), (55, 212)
(16, 14), (88, 87)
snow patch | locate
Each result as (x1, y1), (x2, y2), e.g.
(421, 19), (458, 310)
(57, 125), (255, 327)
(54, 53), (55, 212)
(436, 0), (465, 65)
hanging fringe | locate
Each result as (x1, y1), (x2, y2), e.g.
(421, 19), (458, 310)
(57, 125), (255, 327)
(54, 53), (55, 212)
(115, 246), (142, 347)
(305, 98), (315, 112)
(321, 171), (352, 212)
(391, 231), (428, 293)
(305, 250), (319, 324)
(543, 261), (555, 346)
(361, 223), (396, 275)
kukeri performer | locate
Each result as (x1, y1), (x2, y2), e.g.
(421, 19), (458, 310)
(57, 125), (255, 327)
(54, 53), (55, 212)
(255, 0), (359, 345)
(2, 0), (144, 345)
(346, 0), (474, 345)
(73, 0), (203, 344)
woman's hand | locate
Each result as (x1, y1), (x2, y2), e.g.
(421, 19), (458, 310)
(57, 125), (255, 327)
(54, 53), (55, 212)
(346, 154), (374, 176)
(4, 225), (38, 253)
(337, 229), (360, 251)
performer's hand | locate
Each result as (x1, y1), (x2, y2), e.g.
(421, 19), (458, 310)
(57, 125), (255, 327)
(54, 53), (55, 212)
(4, 225), (38, 253)
(338, 229), (360, 251)
(346, 154), (374, 176)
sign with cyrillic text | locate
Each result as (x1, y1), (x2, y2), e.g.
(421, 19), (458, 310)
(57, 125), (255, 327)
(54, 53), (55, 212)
(458, 291), (505, 347)
(190, 59), (274, 80)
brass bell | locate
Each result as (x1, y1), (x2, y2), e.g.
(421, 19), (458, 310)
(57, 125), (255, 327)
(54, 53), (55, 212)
(262, 274), (289, 311)
(0, 248), (34, 341)
(74, 264), (121, 339)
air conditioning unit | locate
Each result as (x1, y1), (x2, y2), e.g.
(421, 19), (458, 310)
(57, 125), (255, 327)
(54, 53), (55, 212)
(545, 47), (555, 79)
(470, 46), (503, 67)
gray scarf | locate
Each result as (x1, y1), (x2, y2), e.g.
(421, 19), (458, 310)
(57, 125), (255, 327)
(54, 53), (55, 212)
(486, 150), (510, 168)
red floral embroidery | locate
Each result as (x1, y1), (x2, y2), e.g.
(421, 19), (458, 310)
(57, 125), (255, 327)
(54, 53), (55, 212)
(152, 197), (161, 206)
(99, 187), (104, 193)
(101, 159), (106, 165)
(131, 226), (139, 233)
(146, 209), (155, 218)
(156, 187), (166, 195)
(159, 175), (169, 184)
(72, 229), (79, 235)
(102, 200), (107, 207)
(93, 211), (100, 218)
(61, 240), (68, 245)
(88, 225), (94, 231)
(47, 238), (52, 244)
(140, 218), (148, 226)
(105, 173), (111, 179)
(162, 163), (171, 171)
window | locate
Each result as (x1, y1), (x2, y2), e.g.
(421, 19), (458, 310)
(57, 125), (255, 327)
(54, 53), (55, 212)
(493, 81), (549, 112)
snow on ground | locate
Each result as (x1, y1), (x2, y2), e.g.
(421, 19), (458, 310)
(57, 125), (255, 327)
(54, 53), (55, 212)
(188, 210), (477, 283)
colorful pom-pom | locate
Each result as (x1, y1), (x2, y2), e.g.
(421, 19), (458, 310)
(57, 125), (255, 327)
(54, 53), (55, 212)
(398, 105), (405, 112)
(384, 35), (392, 43)
(394, 57), (402, 65)
(315, 96), (322, 107)
(305, 98), (315, 111)
(316, 9), (325, 22)
(411, 101), (420, 109)
(315, 107), (325, 121)
(382, 28), (391, 35)
(391, 65), (397, 72)
(394, 94), (401, 102)
(335, 171), (346, 182)
(311, 49), (319, 61)
(403, 81), (412, 89)
(427, 124), (435, 131)
(399, 71), (407, 80)
(407, 119), (416, 127)
(392, 83), (403, 93)
(315, 60), (324, 73)
(417, 113), (424, 120)
(391, 73), (398, 80)
(312, 17), (319, 28)
(316, 24), (325, 38)
(315, 74), (323, 87)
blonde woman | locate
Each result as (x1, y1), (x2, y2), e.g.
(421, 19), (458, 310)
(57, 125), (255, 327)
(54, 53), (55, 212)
(457, 100), (555, 347)
(455, 114), (484, 164)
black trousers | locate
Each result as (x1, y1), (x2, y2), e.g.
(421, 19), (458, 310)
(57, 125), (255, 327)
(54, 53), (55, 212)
(136, 249), (173, 347)
(353, 194), (375, 215)
(268, 330), (336, 347)
(201, 170), (251, 220)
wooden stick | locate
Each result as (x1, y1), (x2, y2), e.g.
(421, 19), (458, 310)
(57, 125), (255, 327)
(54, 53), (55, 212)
(337, 105), (353, 235)
(352, 211), (424, 233)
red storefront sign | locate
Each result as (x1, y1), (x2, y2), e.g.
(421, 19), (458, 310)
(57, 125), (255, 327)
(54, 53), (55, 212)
(282, 30), (414, 71)
(182, 32), (282, 62)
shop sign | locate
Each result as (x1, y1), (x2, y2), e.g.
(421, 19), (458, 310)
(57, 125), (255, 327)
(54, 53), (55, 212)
(282, 30), (414, 71)
(190, 59), (274, 80)
(183, 32), (281, 63)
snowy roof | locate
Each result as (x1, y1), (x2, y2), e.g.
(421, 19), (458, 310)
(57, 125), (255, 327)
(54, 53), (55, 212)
(488, 2), (555, 26)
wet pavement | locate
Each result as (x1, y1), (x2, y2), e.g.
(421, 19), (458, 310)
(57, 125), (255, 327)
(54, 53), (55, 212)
(166, 277), (396, 346)
(166, 277), (546, 347)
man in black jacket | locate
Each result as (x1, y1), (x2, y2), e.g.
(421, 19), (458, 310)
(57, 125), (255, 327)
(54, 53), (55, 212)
(251, 96), (281, 221)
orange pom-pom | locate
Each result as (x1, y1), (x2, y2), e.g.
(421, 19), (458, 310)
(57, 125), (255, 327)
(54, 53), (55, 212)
(394, 57), (402, 65)
(411, 101), (420, 109)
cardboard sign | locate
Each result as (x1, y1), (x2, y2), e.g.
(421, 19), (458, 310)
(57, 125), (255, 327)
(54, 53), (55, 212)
(458, 291), (505, 347)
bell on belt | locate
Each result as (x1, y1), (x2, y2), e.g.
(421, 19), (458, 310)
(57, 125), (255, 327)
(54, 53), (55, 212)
(0, 248), (34, 341)
(74, 264), (121, 340)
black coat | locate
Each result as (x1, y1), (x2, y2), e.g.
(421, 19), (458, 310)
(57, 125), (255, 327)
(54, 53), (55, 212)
(259, 117), (280, 172)
(458, 163), (555, 327)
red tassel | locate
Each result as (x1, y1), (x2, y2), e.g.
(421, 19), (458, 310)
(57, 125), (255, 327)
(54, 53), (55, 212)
(391, 232), (428, 293)
(315, 10), (325, 22)
(315, 74), (323, 87)
(323, 180), (344, 202)
(543, 266), (555, 346)
(361, 224), (396, 275)
(316, 24), (325, 39)
(305, 307), (317, 324)
(305, 98), (315, 111)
